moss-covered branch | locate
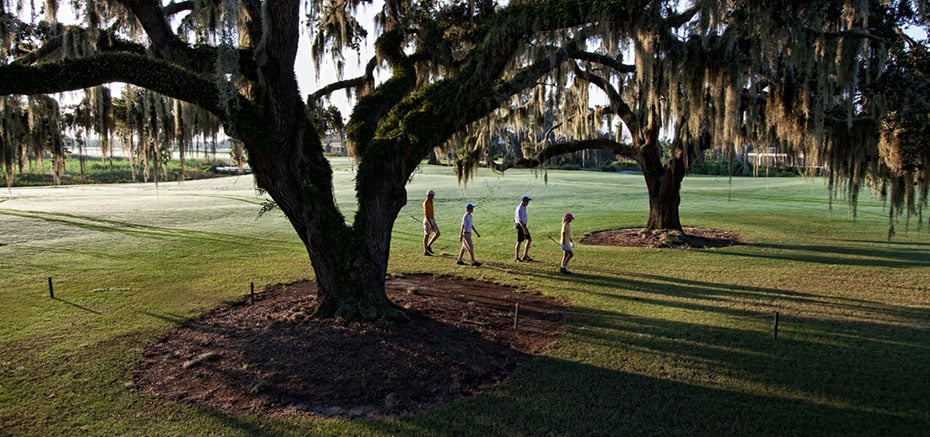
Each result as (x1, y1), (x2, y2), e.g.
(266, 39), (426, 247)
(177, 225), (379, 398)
(114, 0), (177, 54)
(0, 52), (264, 147)
(571, 50), (636, 74)
(390, 0), (647, 147)
(488, 138), (638, 172)
(345, 30), (416, 157)
(308, 56), (378, 103)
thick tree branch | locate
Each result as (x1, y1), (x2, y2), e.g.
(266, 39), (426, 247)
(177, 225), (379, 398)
(346, 30), (417, 154)
(455, 0), (647, 100)
(113, 0), (259, 79)
(308, 56), (379, 103)
(488, 138), (638, 172)
(114, 0), (178, 55)
(666, 5), (700, 29)
(805, 26), (890, 43)
(363, 0), (649, 176)
(572, 61), (638, 132)
(459, 41), (581, 130)
(15, 26), (148, 65)
(162, 1), (196, 16)
(571, 50), (635, 74)
(0, 53), (252, 123)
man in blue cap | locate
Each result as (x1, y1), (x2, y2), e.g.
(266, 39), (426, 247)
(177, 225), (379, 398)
(456, 203), (482, 266)
(514, 195), (533, 261)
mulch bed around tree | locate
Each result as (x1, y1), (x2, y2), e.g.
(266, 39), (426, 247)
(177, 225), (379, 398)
(581, 227), (751, 249)
(132, 228), (748, 419)
(133, 274), (567, 419)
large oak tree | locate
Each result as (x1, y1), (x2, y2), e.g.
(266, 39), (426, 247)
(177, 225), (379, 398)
(1, 0), (927, 320)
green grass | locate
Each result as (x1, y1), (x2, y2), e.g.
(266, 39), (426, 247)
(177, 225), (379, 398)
(5, 155), (226, 186)
(2, 157), (929, 435)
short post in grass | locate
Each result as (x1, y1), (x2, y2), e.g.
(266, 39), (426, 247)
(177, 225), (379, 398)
(514, 302), (520, 329)
(48, 277), (54, 299)
(773, 311), (779, 339)
(250, 282), (255, 305)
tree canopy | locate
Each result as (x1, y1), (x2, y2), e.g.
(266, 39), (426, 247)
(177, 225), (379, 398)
(447, 0), (930, 235)
(1, 0), (928, 318)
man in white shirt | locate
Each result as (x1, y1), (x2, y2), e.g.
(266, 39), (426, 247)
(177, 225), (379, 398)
(456, 203), (482, 266)
(514, 196), (533, 261)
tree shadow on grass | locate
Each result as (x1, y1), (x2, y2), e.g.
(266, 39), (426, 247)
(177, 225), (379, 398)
(0, 209), (290, 249)
(375, 298), (930, 435)
(126, 271), (930, 435)
(527, 266), (930, 330)
(719, 241), (930, 268)
(380, 353), (929, 436)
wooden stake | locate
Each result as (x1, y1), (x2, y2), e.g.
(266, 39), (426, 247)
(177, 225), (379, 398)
(48, 277), (54, 299)
(250, 282), (255, 304)
(514, 302), (520, 329)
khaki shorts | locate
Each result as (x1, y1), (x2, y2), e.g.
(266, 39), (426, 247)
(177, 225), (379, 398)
(461, 232), (474, 252)
(423, 217), (439, 234)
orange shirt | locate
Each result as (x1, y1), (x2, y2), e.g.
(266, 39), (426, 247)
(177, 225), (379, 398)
(423, 198), (435, 218)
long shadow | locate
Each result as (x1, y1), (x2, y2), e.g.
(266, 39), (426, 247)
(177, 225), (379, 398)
(135, 310), (191, 325)
(53, 297), (102, 314)
(839, 238), (930, 247)
(521, 261), (930, 330)
(0, 209), (292, 249)
(536, 268), (810, 313)
(620, 272), (930, 324)
(199, 352), (929, 435)
(717, 241), (930, 268)
(375, 354), (929, 435)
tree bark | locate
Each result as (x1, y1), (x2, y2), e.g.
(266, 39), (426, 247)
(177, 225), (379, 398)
(247, 119), (408, 320)
(203, 1), (410, 321)
(639, 127), (686, 232)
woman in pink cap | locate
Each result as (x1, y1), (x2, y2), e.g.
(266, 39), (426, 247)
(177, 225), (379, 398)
(560, 213), (575, 274)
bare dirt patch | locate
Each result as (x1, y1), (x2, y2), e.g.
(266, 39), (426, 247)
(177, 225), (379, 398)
(581, 227), (751, 249)
(133, 274), (566, 418)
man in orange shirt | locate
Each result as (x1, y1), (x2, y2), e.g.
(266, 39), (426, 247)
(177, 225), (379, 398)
(423, 189), (440, 255)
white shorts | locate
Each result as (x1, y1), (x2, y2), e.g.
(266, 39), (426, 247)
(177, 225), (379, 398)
(423, 217), (439, 234)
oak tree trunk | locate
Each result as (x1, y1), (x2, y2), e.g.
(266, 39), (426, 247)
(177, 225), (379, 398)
(639, 131), (686, 232)
(245, 99), (407, 320)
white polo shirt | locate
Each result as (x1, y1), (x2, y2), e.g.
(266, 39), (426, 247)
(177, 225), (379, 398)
(462, 212), (474, 233)
(514, 203), (527, 225)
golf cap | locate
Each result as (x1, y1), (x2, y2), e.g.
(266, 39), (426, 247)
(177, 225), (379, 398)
(564, 213), (574, 220)
(521, 196), (531, 202)
(465, 203), (475, 210)
(427, 189), (435, 196)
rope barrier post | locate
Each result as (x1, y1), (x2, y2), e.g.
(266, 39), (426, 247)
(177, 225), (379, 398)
(48, 277), (54, 299)
(250, 282), (255, 305)
(773, 311), (779, 340)
(514, 302), (520, 329)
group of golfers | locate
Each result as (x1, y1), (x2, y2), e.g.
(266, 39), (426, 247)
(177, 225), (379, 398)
(421, 190), (575, 274)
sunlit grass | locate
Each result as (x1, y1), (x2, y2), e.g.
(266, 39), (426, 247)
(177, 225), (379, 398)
(2, 158), (929, 435)
(6, 156), (230, 187)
